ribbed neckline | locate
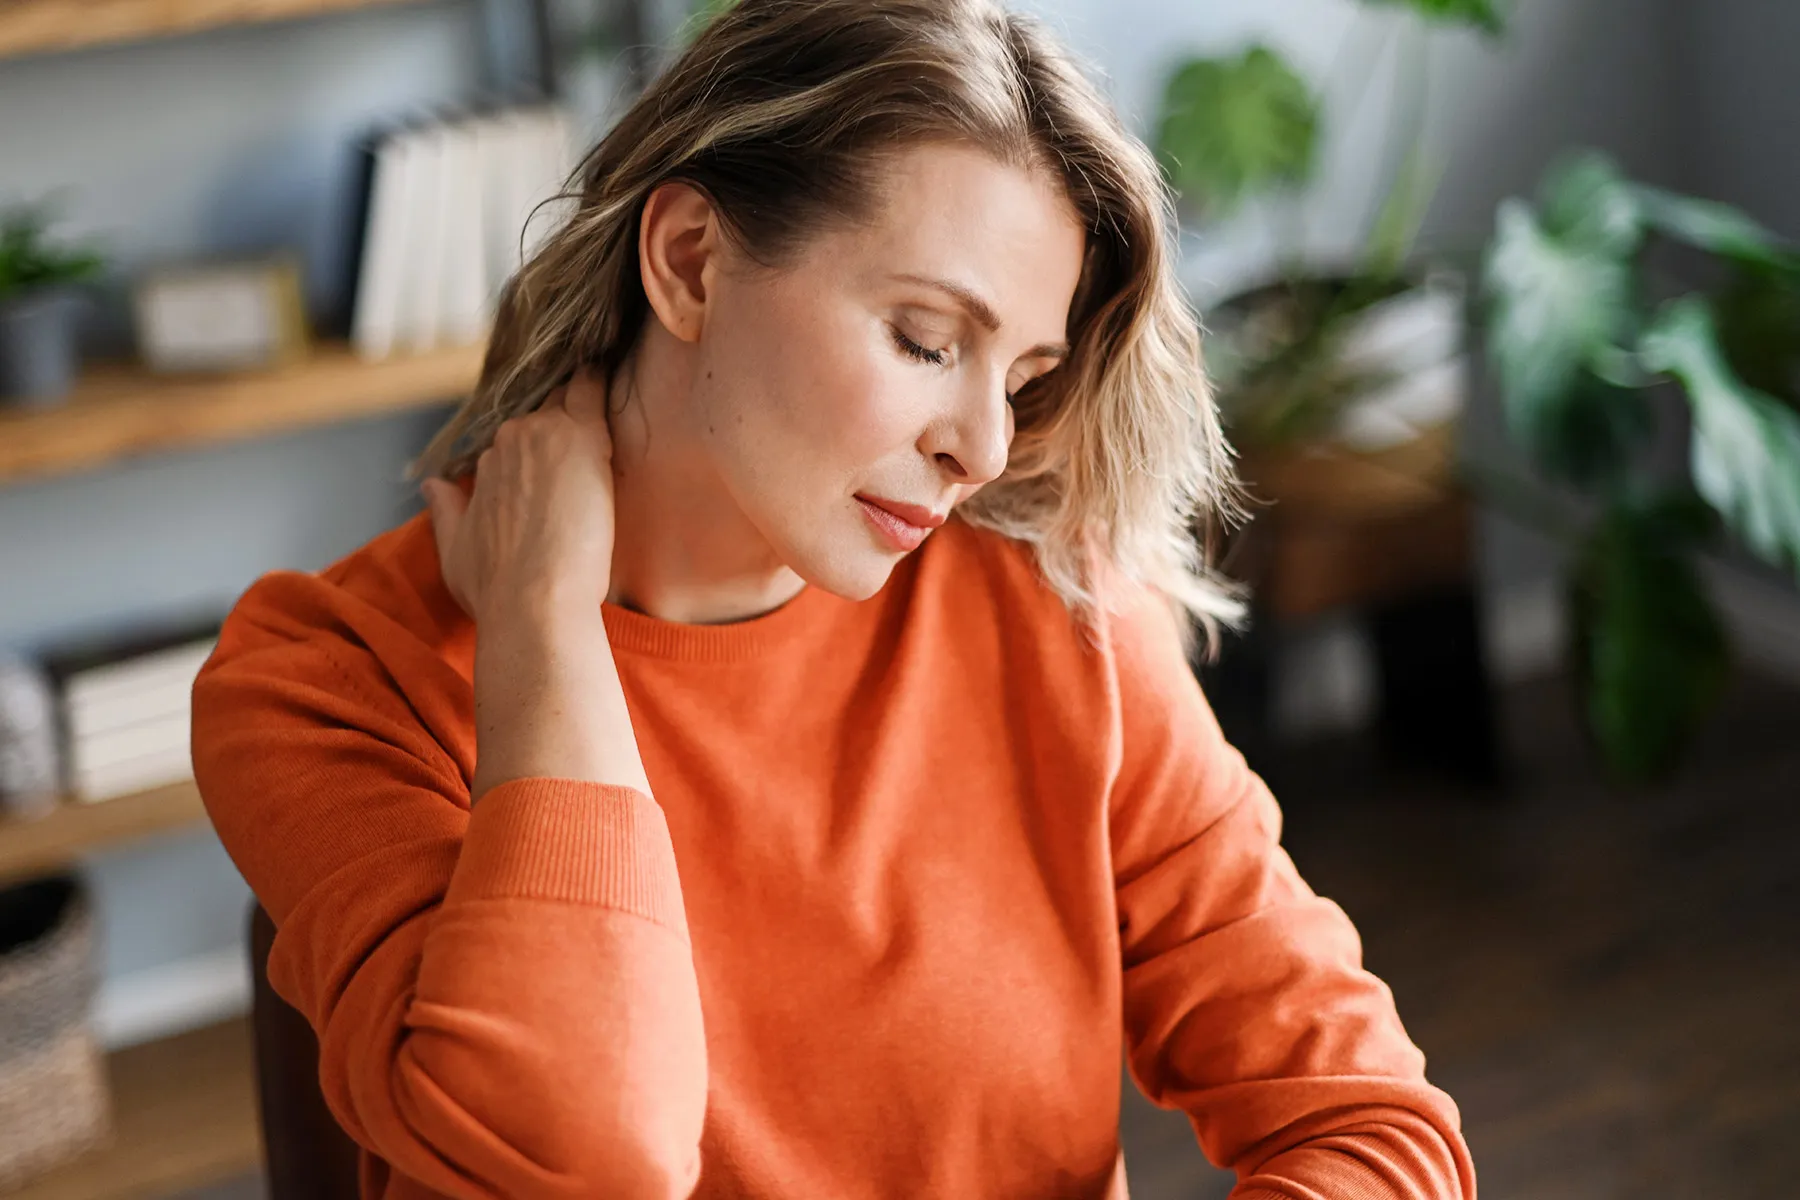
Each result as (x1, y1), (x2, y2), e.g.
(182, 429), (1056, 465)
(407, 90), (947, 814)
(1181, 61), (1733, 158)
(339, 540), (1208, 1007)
(599, 579), (846, 662)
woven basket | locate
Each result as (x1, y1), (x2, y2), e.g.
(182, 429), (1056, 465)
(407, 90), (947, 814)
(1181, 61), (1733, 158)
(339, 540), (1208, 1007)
(0, 875), (112, 1189)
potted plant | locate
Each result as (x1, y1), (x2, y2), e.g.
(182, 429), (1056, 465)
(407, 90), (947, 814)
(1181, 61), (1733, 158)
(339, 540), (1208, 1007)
(1154, 0), (1506, 526)
(1481, 152), (1800, 781)
(0, 199), (103, 408)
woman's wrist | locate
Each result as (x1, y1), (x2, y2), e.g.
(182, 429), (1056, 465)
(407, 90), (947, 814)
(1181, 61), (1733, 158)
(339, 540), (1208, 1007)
(471, 599), (652, 803)
(475, 570), (608, 635)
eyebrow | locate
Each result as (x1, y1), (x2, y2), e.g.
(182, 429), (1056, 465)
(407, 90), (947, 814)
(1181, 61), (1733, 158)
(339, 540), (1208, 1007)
(889, 272), (1069, 360)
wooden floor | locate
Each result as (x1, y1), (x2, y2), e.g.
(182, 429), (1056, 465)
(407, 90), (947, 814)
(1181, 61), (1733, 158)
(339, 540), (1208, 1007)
(1117, 670), (1800, 1199)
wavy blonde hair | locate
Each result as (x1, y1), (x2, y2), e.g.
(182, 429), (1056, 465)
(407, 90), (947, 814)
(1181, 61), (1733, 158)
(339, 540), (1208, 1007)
(409, 0), (1244, 652)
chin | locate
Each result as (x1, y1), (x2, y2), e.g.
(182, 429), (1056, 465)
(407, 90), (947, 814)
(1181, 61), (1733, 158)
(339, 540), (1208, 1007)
(779, 523), (906, 602)
(798, 550), (901, 602)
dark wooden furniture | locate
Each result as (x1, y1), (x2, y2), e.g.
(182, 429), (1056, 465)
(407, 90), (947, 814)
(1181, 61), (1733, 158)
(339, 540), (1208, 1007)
(248, 903), (363, 1200)
(1201, 426), (1501, 789)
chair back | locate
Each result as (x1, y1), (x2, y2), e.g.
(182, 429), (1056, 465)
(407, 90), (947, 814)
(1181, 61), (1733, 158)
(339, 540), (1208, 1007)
(248, 902), (362, 1199)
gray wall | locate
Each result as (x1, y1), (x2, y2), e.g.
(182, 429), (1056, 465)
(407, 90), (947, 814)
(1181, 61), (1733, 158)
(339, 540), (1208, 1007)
(1674, 0), (1800, 239)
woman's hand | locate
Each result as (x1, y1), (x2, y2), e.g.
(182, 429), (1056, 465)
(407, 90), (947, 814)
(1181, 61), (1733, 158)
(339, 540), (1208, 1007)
(421, 367), (617, 627)
(422, 367), (653, 802)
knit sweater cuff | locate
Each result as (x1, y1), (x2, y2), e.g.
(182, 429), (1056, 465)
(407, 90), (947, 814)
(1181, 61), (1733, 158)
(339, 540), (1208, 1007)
(446, 777), (688, 937)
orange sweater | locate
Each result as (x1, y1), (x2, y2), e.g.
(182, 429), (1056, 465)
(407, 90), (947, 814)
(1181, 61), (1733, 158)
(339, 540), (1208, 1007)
(191, 505), (1475, 1200)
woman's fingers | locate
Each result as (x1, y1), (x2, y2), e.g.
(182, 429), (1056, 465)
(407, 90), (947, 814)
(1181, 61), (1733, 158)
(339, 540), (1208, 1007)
(421, 476), (465, 537)
(420, 477), (473, 616)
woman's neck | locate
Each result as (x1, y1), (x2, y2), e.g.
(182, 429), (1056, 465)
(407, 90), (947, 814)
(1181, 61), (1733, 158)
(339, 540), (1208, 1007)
(603, 331), (808, 626)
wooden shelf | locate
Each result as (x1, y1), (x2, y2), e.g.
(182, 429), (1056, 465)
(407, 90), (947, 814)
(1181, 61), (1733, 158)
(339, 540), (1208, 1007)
(0, 339), (483, 486)
(6, 1018), (262, 1200)
(0, 0), (425, 60)
(0, 781), (209, 888)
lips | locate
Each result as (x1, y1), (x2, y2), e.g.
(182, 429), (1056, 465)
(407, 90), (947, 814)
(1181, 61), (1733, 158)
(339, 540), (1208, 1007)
(855, 496), (947, 529)
(855, 495), (945, 553)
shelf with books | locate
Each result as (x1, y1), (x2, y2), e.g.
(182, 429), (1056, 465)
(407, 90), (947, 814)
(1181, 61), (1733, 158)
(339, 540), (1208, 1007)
(0, 0), (425, 61)
(0, 338), (483, 487)
(5, 1017), (260, 1200)
(0, 780), (208, 889)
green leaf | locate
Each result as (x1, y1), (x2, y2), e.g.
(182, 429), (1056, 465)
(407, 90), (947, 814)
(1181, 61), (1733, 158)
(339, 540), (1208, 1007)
(1363, 0), (1507, 36)
(1154, 46), (1319, 216)
(1482, 195), (1637, 464)
(1364, 143), (1441, 280)
(1639, 298), (1800, 578)
(1632, 184), (1800, 271)
(1537, 153), (1644, 257)
(1714, 263), (1800, 404)
(1530, 368), (1654, 488)
(0, 197), (103, 299)
(1572, 496), (1729, 783)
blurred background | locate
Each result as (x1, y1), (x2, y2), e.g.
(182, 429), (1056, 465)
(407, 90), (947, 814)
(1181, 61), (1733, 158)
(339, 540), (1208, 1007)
(0, 0), (1795, 1197)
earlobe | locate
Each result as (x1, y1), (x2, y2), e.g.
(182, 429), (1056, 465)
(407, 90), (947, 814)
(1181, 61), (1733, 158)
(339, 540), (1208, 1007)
(639, 182), (717, 345)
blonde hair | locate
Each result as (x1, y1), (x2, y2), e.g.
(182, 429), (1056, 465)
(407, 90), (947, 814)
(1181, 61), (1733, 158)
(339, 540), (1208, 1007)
(409, 0), (1244, 652)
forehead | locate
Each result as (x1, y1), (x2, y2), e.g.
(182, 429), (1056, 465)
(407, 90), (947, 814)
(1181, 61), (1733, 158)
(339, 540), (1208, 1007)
(810, 142), (1088, 337)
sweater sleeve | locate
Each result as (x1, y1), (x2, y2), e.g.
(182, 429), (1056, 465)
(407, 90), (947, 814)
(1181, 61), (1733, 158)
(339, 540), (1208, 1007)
(190, 571), (707, 1199)
(1103, 580), (1477, 1200)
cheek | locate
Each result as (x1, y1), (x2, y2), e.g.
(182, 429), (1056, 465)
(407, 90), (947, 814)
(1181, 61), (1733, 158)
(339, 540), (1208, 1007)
(708, 295), (919, 473)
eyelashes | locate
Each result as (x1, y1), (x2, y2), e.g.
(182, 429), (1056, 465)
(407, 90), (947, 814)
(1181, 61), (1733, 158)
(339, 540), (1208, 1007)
(891, 326), (949, 367)
(890, 325), (1020, 403)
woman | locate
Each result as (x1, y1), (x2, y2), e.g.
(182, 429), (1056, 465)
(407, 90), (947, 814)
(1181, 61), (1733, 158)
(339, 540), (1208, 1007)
(192, 0), (1476, 1196)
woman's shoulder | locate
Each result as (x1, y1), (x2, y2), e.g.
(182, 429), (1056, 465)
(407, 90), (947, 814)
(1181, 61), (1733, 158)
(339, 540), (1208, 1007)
(909, 516), (1114, 664)
(206, 507), (468, 695)
(920, 516), (1184, 669)
(918, 515), (1063, 608)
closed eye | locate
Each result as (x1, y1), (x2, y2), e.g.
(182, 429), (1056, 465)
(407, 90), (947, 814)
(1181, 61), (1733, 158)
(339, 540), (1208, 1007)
(891, 326), (949, 367)
(891, 326), (1025, 403)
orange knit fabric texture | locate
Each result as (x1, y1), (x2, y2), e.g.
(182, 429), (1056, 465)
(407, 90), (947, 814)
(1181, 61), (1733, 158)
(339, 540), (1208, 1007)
(191, 507), (1475, 1199)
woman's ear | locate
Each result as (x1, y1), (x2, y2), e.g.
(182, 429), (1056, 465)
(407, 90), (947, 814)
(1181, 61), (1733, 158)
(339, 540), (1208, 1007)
(638, 181), (721, 344)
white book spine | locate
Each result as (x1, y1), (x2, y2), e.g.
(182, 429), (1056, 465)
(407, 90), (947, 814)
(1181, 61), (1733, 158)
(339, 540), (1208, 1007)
(61, 639), (215, 718)
(67, 686), (193, 743)
(352, 132), (419, 361)
(488, 109), (537, 287)
(399, 125), (453, 353)
(73, 744), (194, 804)
(521, 106), (574, 264)
(440, 118), (490, 346)
(69, 709), (192, 775)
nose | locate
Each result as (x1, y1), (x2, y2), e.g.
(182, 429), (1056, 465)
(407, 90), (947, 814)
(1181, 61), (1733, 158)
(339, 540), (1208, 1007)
(923, 375), (1014, 487)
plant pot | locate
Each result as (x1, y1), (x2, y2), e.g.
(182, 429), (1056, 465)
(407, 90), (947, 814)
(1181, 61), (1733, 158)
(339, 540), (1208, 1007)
(0, 286), (85, 408)
(1210, 271), (1473, 618)
(0, 874), (112, 1189)
(1207, 269), (1468, 452)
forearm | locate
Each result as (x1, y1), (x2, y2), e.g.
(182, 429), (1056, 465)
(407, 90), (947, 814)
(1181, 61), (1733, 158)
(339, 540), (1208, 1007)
(471, 598), (653, 803)
(1230, 1109), (1470, 1199)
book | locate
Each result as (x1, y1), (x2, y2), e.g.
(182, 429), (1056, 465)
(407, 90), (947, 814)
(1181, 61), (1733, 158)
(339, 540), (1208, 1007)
(60, 641), (214, 736)
(71, 741), (194, 804)
(397, 122), (452, 354)
(38, 614), (222, 803)
(439, 114), (491, 347)
(348, 102), (577, 359)
(350, 127), (421, 359)
(69, 709), (191, 775)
